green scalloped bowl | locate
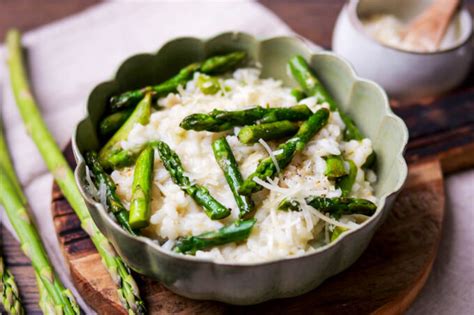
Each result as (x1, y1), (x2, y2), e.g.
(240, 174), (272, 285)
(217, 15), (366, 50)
(72, 32), (408, 305)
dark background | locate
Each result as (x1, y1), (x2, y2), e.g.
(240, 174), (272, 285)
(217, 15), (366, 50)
(0, 0), (473, 313)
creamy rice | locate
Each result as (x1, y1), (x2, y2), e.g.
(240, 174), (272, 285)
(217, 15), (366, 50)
(110, 68), (377, 263)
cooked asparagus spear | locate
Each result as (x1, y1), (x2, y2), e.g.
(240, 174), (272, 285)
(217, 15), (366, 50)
(180, 104), (312, 132)
(174, 219), (256, 255)
(110, 63), (200, 111)
(324, 155), (347, 179)
(154, 141), (231, 220)
(290, 87), (306, 102)
(288, 55), (364, 141)
(330, 226), (348, 242)
(110, 51), (246, 110)
(212, 137), (254, 218)
(238, 120), (299, 144)
(129, 146), (155, 229)
(99, 93), (151, 169)
(6, 29), (146, 314)
(85, 151), (136, 234)
(99, 108), (133, 138)
(239, 108), (330, 195)
(336, 160), (357, 197)
(278, 196), (377, 217)
(0, 255), (24, 315)
(0, 169), (80, 315)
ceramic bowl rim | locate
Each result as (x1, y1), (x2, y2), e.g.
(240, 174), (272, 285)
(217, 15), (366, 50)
(346, 0), (473, 56)
(73, 32), (409, 268)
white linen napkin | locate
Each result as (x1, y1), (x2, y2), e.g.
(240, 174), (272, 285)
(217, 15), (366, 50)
(1, 1), (473, 314)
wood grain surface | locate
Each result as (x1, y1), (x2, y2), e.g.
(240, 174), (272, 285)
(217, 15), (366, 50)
(1, 0), (473, 313)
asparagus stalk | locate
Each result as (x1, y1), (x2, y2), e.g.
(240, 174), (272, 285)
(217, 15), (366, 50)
(110, 51), (246, 110)
(154, 141), (231, 220)
(196, 74), (220, 95)
(330, 226), (348, 242)
(278, 196), (377, 217)
(129, 146), (155, 229)
(85, 152), (136, 234)
(6, 29), (146, 314)
(288, 56), (377, 169)
(110, 63), (200, 111)
(180, 104), (313, 132)
(99, 108), (133, 139)
(237, 120), (299, 144)
(0, 255), (24, 315)
(239, 108), (330, 195)
(212, 137), (254, 218)
(0, 168), (80, 314)
(99, 93), (151, 170)
(174, 219), (256, 255)
(324, 155), (347, 179)
(336, 160), (357, 197)
(290, 87), (306, 102)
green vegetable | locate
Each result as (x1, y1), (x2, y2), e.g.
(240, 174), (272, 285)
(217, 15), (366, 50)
(0, 255), (24, 315)
(239, 108), (330, 195)
(99, 93), (151, 169)
(362, 151), (376, 169)
(336, 160), (357, 197)
(200, 51), (247, 74)
(212, 137), (254, 218)
(110, 51), (246, 110)
(237, 120), (299, 144)
(174, 219), (256, 254)
(290, 87), (306, 101)
(278, 196), (377, 217)
(1, 168), (80, 315)
(288, 55), (364, 141)
(154, 141), (231, 220)
(6, 29), (146, 314)
(197, 74), (220, 95)
(180, 104), (313, 132)
(85, 151), (136, 234)
(99, 108), (133, 138)
(330, 226), (348, 242)
(324, 155), (347, 179)
(129, 146), (155, 229)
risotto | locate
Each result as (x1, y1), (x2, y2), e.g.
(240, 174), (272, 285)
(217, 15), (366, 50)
(108, 67), (377, 263)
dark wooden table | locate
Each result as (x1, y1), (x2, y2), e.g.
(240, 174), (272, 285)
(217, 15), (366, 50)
(1, 0), (473, 313)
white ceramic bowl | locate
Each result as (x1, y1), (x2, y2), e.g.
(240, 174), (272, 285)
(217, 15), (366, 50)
(332, 0), (473, 101)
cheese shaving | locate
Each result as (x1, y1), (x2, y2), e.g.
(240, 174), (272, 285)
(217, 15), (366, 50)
(258, 138), (281, 174)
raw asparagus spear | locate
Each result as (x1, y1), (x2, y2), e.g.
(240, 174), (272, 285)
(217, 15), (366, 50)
(110, 51), (246, 110)
(0, 255), (24, 315)
(99, 93), (151, 169)
(180, 104), (312, 132)
(212, 137), (254, 218)
(6, 29), (146, 314)
(0, 169), (80, 315)
(154, 141), (231, 220)
(129, 146), (155, 229)
(99, 108), (133, 138)
(85, 151), (136, 234)
(174, 219), (256, 255)
(324, 155), (347, 179)
(239, 108), (330, 195)
(238, 120), (299, 144)
(336, 160), (357, 197)
(288, 55), (364, 141)
(278, 196), (377, 217)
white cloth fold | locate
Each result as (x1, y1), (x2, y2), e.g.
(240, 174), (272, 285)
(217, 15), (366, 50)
(0, 1), (472, 314)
